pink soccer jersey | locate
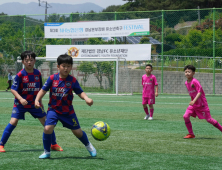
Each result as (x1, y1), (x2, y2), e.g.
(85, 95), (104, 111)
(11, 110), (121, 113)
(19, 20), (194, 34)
(142, 74), (158, 98)
(185, 78), (208, 108)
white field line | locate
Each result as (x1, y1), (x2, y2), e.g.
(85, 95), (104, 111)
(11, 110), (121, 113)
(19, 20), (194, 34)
(0, 98), (221, 106)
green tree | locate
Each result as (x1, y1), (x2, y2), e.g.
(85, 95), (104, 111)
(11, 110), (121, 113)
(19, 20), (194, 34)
(101, 61), (114, 88)
(86, 38), (115, 89)
(0, 57), (14, 77)
(165, 33), (183, 46)
(139, 37), (150, 44)
(77, 62), (96, 86)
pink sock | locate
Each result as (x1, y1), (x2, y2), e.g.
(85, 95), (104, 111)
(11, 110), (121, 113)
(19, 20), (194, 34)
(144, 107), (149, 115)
(185, 120), (194, 135)
(207, 118), (222, 132)
(150, 109), (154, 117)
(214, 122), (222, 132)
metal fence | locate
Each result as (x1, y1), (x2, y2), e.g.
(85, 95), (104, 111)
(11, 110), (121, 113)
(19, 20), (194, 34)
(0, 8), (222, 94)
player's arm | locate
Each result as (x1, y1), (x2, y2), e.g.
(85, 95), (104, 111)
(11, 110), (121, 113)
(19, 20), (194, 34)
(11, 89), (28, 106)
(155, 85), (158, 97)
(189, 92), (202, 106)
(35, 89), (47, 108)
(78, 92), (93, 106)
(154, 76), (158, 97)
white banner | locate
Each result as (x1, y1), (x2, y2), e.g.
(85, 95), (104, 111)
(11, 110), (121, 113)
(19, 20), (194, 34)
(46, 44), (151, 61)
(44, 19), (150, 38)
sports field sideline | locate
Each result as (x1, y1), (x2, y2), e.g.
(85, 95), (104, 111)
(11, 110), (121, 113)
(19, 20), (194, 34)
(0, 92), (222, 169)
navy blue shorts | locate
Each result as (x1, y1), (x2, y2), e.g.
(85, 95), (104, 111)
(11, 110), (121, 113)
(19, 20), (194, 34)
(45, 110), (80, 130)
(11, 106), (46, 120)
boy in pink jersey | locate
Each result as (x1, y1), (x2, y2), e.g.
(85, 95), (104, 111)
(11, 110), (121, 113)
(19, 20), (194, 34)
(183, 65), (222, 138)
(142, 64), (158, 120)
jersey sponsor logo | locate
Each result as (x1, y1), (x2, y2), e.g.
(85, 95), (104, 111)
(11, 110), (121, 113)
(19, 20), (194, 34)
(23, 88), (40, 92)
(22, 76), (29, 83)
(35, 75), (39, 81)
(143, 82), (152, 85)
(55, 88), (65, 93)
(52, 92), (68, 97)
(52, 87), (68, 97)
(189, 90), (196, 94)
(28, 83), (36, 88)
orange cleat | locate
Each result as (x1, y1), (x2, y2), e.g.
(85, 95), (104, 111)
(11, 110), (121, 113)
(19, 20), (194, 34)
(183, 134), (195, 139)
(51, 144), (63, 151)
(0, 145), (5, 152)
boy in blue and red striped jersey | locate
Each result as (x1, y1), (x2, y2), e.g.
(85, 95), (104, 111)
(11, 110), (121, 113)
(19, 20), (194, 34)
(35, 54), (96, 159)
(0, 51), (62, 152)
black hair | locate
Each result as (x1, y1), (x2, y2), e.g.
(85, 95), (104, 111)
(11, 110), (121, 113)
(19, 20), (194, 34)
(20, 51), (36, 61)
(184, 65), (196, 72)
(145, 64), (153, 69)
(57, 54), (73, 65)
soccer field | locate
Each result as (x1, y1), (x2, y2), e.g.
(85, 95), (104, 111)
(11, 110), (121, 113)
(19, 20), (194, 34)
(0, 92), (222, 170)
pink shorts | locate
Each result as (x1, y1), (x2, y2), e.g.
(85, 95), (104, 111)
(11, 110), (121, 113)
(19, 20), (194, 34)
(142, 97), (155, 105)
(184, 105), (211, 119)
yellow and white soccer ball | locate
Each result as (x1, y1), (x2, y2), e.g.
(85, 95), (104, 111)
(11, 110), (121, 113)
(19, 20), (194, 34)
(91, 121), (111, 141)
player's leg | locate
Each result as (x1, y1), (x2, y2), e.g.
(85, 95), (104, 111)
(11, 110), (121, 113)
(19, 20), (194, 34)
(38, 116), (63, 151)
(148, 104), (154, 120)
(0, 118), (18, 152)
(39, 110), (58, 159)
(142, 98), (149, 120)
(72, 128), (96, 157)
(0, 107), (24, 152)
(59, 113), (96, 157)
(148, 97), (155, 120)
(39, 125), (55, 159)
(183, 106), (195, 139)
(31, 107), (63, 151)
(206, 117), (222, 131)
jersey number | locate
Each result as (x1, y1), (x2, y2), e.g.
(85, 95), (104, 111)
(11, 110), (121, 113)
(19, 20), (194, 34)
(72, 118), (78, 126)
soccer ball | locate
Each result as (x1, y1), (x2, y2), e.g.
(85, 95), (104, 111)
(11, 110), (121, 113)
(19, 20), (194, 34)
(91, 121), (111, 141)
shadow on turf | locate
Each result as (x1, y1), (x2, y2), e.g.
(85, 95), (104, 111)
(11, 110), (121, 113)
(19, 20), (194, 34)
(145, 119), (166, 121)
(50, 156), (104, 160)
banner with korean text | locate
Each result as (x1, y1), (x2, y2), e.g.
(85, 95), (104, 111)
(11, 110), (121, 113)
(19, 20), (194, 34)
(44, 19), (150, 38)
(46, 44), (151, 61)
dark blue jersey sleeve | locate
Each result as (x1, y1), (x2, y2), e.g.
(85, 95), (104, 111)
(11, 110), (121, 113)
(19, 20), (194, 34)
(39, 73), (43, 89)
(11, 74), (20, 91)
(72, 80), (83, 94)
(42, 75), (53, 91)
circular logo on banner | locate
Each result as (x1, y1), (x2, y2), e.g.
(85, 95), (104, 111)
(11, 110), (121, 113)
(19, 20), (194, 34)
(67, 47), (79, 58)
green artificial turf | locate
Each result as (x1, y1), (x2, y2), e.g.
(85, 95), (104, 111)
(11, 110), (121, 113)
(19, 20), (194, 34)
(0, 92), (222, 170)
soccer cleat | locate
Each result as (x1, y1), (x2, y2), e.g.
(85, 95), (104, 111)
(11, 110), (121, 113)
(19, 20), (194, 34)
(39, 151), (51, 159)
(0, 145), (5, 152)
(144, 114), (149, 120)
(51, 144), (63, 151)
(148, 117), (153, 120)
(85, 142), (97, 157)
(183, 134), (195, 139)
